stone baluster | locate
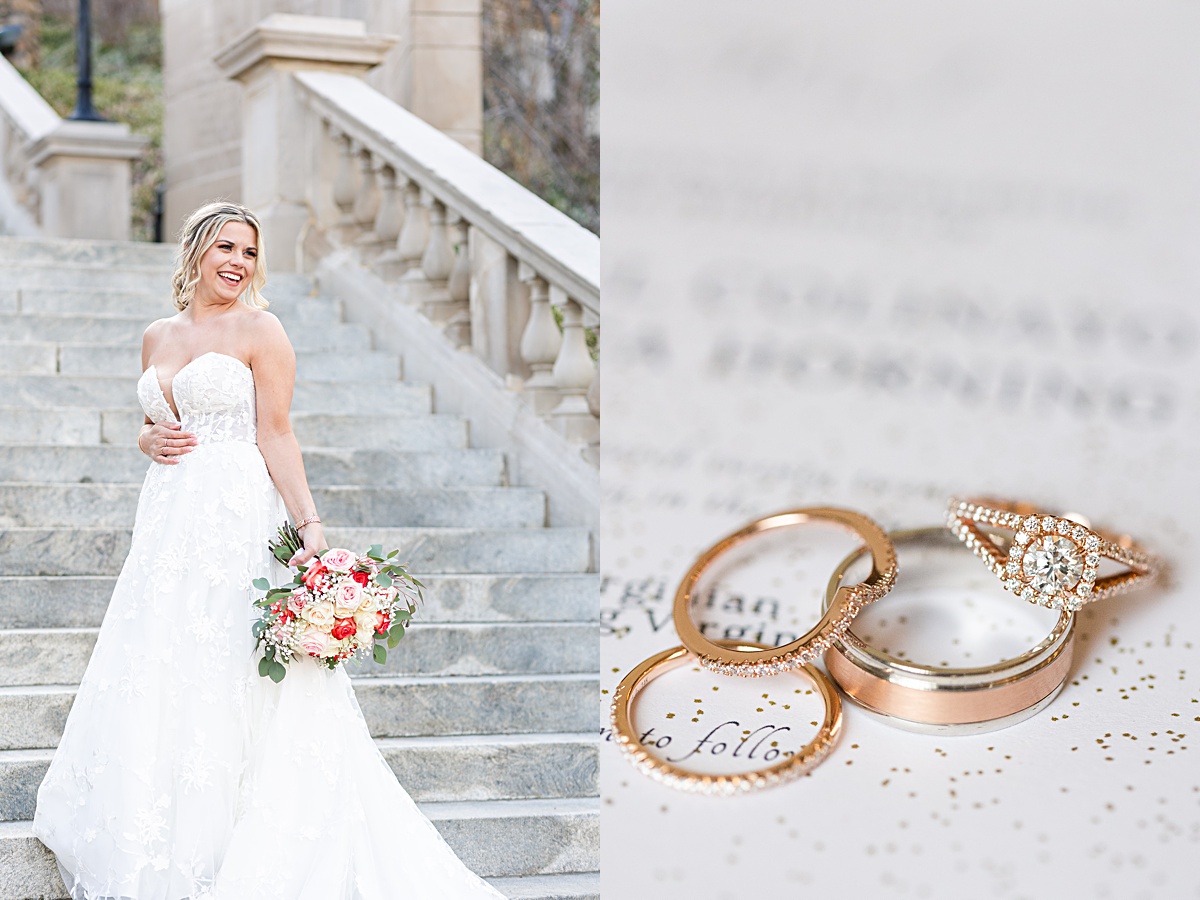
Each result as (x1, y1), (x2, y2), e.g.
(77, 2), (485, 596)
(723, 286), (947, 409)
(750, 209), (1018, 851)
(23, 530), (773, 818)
(370, 163), (404, 257)
(584, 324), (600, 466)
(352, 147), (380, 243)
(397, 181), (428, 271)
(549, 290), (599, 444)
(372, 167), (408, 279)
(419, 200), (458, 326)
(330, 129), (359, 241)
(437, 213), (472, 347)
(518, 272), (561, 414)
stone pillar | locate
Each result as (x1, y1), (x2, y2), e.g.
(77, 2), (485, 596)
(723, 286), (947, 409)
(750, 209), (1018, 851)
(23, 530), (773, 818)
(366, 0), (483, 155)
(213, 14), (395, 272)
(28, 121), (146, 241)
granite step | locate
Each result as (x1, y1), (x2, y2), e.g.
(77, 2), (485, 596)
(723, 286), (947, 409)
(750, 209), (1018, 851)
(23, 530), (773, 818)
(0, 798), (598, 893)
(0, 313), (371, 351)
(487, 873), (599, 900)
(0, 673), (598, 749)
(0, 573), (598, 628)
(0, 235), (177, 267)
(0, 484), (546, 529)
(38, 345), (400, 382)
(0, 622), (598, 685)
(14, 289), (341, 323)
(0, 732), (597, 820)
(0, 408), (468, 449)
(99, 409), (469, 451)
(0, 526), (591, 576)
(0, 374), (430, 416)
(0, 445), (505, 488)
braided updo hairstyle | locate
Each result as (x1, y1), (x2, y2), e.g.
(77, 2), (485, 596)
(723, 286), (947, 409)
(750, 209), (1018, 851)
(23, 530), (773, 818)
(171, 201), (269, 311)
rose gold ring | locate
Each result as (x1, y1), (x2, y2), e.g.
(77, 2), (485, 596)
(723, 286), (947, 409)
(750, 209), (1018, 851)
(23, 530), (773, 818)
(945, 497), (1163, 610)
(823, 527), (1076, 734)
(609, 641), (842, 794)
(672, 507), (897, 677)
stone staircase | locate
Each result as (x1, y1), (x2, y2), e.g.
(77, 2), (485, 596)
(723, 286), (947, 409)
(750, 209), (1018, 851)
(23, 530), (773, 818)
(0, 236), (599, 899)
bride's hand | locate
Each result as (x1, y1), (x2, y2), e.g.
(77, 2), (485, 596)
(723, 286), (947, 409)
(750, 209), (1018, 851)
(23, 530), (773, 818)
(289, 523), (328, 567)
(139, 422), (197, 465)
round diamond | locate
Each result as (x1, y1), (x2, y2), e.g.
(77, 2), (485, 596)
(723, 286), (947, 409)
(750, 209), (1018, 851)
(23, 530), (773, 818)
(1022, 536), (1084, 595)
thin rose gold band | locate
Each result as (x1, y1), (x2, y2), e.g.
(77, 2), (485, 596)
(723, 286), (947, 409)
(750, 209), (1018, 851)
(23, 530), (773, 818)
(672, 507), (898, 678)
(822, 527), (1076, 732)
(609, 640), (842, 794)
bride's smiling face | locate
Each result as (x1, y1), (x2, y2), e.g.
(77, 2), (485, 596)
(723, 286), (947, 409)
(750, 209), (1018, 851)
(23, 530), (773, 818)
(194, 221), (258, 305)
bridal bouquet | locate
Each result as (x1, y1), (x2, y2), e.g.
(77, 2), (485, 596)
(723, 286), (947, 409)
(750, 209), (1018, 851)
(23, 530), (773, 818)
(252, 524), (423, 682)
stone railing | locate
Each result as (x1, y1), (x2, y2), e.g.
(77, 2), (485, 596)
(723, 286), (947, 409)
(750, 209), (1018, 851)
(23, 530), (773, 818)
(295, 70), (600, 459)
(215, 14), (598, 528)
(0, 54), (144, 240)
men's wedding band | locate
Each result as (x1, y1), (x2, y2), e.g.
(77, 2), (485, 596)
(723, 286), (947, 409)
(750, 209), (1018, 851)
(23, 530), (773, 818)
(610, 641), (842, 794)
(672, 507), (898, 677)
(822, 527), (1075, 734)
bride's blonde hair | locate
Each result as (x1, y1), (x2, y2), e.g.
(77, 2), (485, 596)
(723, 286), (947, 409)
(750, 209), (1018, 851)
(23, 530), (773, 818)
(171, 201), (269, 311)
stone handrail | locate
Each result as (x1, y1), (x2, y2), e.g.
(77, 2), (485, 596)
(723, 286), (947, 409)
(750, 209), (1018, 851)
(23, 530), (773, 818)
(0, 54), (145, 240)
(0, 53), (57, 234)
(291, 69), (600, 462)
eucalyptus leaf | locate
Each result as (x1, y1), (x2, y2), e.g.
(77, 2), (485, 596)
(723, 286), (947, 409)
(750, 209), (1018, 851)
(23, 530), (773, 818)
(394, 609), (412, 622)
(373, 644), (387, 664)
(268, 661), (286, 683)
(258, 656), (271, 678)
(265, 645), (275, 661)
(252, 577), (270, 591)
(376, 573), (393, 587)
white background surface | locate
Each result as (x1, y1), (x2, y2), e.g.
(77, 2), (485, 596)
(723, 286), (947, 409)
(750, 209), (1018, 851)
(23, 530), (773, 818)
(599, 4), (1200, 897)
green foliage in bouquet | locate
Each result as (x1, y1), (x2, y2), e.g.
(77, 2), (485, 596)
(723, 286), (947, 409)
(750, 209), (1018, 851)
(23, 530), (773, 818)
(250, 524), (424, 682)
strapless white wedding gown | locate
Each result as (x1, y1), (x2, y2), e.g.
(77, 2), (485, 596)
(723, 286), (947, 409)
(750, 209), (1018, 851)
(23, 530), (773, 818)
(32, 351), (504, 900)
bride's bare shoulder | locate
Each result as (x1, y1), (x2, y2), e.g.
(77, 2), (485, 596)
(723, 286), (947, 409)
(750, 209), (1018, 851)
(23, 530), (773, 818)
(241, 307), (294, 361)
(140, 315), (182, 365)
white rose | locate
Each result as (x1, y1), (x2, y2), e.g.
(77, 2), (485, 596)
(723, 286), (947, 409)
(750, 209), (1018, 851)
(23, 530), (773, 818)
(301, 600), (335, 629)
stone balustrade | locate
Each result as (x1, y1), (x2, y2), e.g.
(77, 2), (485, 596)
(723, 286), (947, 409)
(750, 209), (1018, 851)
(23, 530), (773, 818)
(0, 54), (145, 240)
(294, 70), (600, 461)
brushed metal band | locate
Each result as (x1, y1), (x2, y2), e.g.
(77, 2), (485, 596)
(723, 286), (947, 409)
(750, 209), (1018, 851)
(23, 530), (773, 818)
(822, 527), (1076, 734)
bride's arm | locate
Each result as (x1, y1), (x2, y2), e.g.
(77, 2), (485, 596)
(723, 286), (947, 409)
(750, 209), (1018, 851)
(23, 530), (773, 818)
(249, 313), (327, 566)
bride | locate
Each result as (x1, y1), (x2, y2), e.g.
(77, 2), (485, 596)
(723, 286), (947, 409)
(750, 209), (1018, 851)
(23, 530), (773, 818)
(32, 201), (505, 899)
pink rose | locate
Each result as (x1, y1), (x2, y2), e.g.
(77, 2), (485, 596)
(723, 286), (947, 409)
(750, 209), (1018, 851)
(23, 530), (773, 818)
(332, 580), (362, 616)
(298, 626), (334, 658)
(321, 548), (356, 573)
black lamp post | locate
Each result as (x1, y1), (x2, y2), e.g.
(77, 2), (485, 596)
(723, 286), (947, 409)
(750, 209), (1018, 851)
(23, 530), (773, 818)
(68, 0), (105, 121)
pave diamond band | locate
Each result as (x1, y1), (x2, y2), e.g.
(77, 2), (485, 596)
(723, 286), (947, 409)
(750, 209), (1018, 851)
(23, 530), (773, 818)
(609, 641), (843, 794)
(672, 507), (898, 677)
(945, 497), (1163, 609)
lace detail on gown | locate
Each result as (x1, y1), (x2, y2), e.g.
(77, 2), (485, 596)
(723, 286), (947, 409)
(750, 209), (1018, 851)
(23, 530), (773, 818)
(32, 351), (503, 900)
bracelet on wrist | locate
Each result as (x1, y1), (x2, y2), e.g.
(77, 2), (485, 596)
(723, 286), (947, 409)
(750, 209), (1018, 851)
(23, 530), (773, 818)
(295, 515), (321, 531)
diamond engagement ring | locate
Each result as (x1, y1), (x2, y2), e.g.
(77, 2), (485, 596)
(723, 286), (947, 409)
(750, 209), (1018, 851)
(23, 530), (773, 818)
(672, 507), (898, 677)
(945, 497), (1163, 610)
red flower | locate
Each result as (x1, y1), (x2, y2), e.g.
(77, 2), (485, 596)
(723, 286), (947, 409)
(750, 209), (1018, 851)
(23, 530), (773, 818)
(301, 562), (328, 588)
(331, 618), (357, 641)
(375, 611), (391, 635)
(351, 571), (370, 587)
